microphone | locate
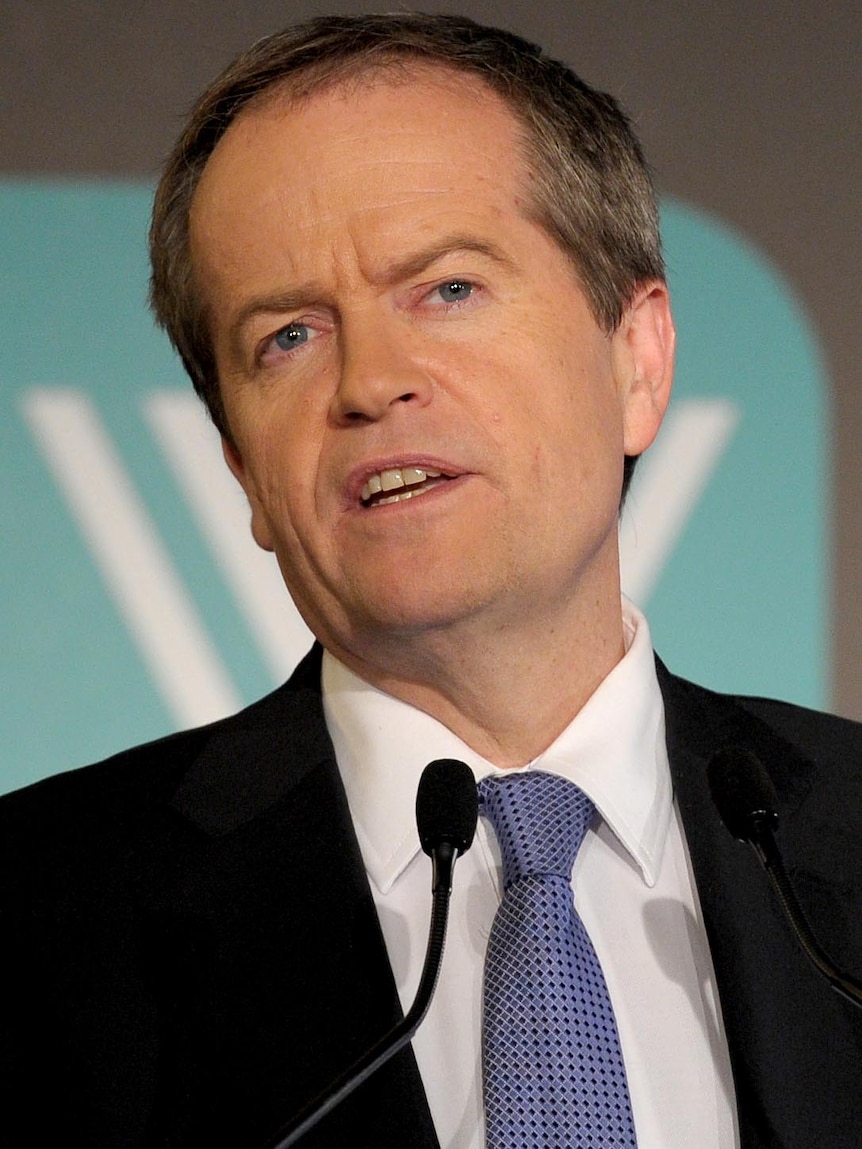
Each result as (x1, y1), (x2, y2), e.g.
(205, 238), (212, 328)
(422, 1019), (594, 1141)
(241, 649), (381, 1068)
(261, 759), (478, 1148)
(417, 757), (480, 892)
(707, 746), (779, 863)
(708, 746), (862, 1009)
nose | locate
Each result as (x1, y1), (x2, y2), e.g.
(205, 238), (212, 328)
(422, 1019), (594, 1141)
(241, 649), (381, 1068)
(330, 320), (434, 424)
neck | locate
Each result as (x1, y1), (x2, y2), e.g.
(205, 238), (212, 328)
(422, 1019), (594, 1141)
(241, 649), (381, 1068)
(330, 588), (627, 770)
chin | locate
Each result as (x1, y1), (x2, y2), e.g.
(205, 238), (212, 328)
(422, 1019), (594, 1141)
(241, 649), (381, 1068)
(350, 588), (484, 639)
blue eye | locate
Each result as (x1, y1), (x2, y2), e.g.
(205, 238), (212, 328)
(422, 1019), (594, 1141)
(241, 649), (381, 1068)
(437, 280), (473, 303)
(274, 323), (309, 351)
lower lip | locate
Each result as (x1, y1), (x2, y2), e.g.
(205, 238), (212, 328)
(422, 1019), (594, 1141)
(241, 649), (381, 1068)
(355, 474), (468, 513)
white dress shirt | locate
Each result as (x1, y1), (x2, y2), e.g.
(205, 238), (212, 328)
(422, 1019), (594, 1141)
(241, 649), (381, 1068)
(322, 601), (739, 1148)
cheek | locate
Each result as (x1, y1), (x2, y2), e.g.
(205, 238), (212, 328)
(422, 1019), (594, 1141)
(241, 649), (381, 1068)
(232, 385), (325, 491)
(232, 428), (306, 544)
(533, 377), (624, 502)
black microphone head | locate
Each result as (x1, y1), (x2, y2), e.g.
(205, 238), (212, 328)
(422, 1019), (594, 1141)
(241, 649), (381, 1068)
(416, 759), (479, 856)
(707, 746), (779, 843)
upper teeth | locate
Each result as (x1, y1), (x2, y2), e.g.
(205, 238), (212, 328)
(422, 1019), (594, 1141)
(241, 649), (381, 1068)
(361, 466), (441, 502)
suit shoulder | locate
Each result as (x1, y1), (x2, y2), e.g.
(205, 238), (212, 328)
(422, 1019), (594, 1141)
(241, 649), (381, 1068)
(0, 720), (216, 877)
(658, 659), (862, 813)
(0, 644), (323, 824)
(0, 646), (324, 861)
(732, 692), (862, 769)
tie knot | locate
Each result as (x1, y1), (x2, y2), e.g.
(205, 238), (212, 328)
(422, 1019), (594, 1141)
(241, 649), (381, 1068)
(478, 771), (595, 885)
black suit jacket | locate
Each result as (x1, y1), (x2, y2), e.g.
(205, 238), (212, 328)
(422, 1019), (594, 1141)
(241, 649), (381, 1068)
(2, 648), (862, 1148)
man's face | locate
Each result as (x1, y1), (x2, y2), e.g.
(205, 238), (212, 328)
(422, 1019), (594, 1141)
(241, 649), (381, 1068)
(189, 68), (671, 662)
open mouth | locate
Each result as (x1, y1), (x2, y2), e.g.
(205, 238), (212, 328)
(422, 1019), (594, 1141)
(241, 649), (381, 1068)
(360, 466), (448, 507)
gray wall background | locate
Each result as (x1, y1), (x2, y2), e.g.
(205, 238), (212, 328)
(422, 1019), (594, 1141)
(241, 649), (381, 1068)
(3, 1), (860, 717)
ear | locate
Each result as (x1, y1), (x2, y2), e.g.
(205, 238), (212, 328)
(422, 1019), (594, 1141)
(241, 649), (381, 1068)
(612, 281), (675, 457)
(221, 436), (275, 552)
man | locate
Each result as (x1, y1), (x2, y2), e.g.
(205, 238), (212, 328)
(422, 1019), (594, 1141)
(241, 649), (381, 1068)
(2, 13), (861, 1149)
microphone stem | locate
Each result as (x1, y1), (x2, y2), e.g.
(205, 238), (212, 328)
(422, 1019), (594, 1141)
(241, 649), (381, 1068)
(262, 859), (454, 1149)
(751, 825), (862, 1010)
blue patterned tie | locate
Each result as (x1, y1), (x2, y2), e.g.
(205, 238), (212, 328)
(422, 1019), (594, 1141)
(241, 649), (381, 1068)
(479, 771), (637, 1148)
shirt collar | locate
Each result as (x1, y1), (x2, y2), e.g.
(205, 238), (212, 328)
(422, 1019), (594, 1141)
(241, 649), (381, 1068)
(322, 598), (671, 895)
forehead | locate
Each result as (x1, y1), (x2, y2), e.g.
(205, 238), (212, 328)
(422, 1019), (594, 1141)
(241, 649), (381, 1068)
(189, 63), (532, 246)
(235, 58), (524, 157)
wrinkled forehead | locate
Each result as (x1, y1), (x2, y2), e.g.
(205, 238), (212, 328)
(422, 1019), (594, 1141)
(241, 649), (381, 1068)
(197, 56), (535, 208)
(188, 60), (536, 270)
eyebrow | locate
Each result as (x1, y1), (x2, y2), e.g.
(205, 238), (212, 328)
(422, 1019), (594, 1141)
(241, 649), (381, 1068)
(378, 233), (518, 286)
(227, 233), (518, 349)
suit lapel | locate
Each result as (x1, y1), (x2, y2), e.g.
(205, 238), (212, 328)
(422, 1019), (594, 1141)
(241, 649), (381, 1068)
(658, 661), (862, 1148)
(137, 647), (439, 1148)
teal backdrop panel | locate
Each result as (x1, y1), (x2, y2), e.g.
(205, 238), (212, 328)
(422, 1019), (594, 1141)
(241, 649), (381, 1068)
(0, 182), (828, 795)
(636, 205), (828, 708)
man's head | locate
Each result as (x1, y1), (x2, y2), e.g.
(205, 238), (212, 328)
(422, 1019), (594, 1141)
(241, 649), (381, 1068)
(149, 12), (664, 499)
(167, 31), (673, 671)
